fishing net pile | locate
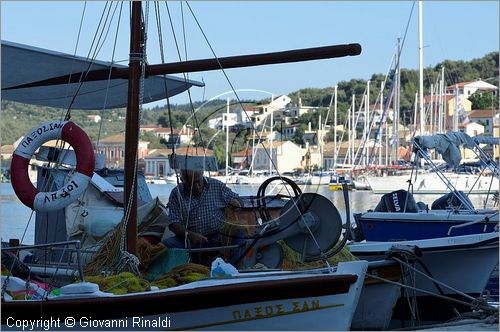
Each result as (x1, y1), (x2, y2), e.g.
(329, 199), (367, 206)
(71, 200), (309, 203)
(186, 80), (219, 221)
(280, 241), (357, 270)
(83, 263), (210, 295)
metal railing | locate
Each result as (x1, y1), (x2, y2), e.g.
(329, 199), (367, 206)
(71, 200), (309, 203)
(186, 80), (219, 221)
(2, 240), (85, 282)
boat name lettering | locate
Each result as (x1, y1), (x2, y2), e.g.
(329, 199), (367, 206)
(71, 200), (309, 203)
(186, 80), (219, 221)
(21, 122), (64, 148)
(43, 180), (79, 203)
(231, 299), (320, 320)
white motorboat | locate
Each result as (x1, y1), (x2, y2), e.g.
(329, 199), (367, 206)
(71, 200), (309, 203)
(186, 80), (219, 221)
(365, 171), (498, 194)
(349, 232), (499, 321)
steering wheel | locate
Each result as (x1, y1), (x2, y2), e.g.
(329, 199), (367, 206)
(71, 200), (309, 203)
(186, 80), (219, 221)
(255, 176), (303, 223)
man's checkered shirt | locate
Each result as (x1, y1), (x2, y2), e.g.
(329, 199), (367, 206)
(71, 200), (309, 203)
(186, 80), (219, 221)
(166, 177), (239, 241)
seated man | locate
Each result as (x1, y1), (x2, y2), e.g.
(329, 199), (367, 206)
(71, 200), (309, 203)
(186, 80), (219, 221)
(163, 168), (243, 255)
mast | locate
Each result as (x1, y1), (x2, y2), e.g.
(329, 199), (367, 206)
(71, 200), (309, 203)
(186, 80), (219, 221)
(438, 80), (442, 133)
(453, 84), (459, 131)
(250, 127), (256, 175)
(269, 95), (274, 174)
(430, 83), (434, 134)
(318, 114), (322, 170)
(440, 66), (445, 132)
(418, 0), (424, 135)
(396, 37), (401, 160)
(385, 113), (389, 166)
(378, 81), (384, 165)
(333, 85), (338, 169)
(125, 1), (143, 255)
(225, 98), (230, 181)
(392, 39), (400, 164)
(348, 96), (351, 166)
(414, 92), (418, 131)
(364, 81), (370, 167)
(351, 94), (355, 167)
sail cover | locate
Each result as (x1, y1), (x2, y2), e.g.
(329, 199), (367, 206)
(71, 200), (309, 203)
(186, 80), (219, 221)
(414, 132), (476, 168)
(1, 41), (204, 110)
(473, 136), (499, 145)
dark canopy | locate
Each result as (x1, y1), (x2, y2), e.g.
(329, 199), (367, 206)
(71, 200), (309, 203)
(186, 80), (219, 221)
(1, 41), (203, 110)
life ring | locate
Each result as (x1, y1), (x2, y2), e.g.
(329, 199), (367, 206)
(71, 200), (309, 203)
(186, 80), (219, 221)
(10, 121), (95, 211)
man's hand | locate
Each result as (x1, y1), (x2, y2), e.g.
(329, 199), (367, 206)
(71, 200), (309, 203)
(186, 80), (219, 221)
(188, 231), (208, 247)
(229, 198), (243, 209)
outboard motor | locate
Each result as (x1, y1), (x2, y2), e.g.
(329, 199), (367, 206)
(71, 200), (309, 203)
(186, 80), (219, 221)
(374, 189), (418, 213)
(431, 191), (474, 210)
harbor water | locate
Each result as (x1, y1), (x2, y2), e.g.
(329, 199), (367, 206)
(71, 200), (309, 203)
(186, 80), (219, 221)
(1, 182), (495, 244)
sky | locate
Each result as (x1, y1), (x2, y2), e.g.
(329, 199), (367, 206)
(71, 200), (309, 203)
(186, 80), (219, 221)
(1, 1), (499, 106)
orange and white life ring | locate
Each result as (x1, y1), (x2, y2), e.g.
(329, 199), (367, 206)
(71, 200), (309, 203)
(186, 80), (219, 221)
(10, 121), (95, 211)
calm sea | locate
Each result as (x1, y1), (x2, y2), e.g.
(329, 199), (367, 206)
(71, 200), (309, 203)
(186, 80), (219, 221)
(0, 182), (492, 245)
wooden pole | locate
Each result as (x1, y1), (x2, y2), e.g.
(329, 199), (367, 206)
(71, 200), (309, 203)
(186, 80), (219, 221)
(5, 44), (362, 90)
(124, 1), (142, 255)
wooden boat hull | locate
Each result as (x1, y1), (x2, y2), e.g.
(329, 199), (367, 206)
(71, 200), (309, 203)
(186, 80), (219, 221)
(2, 261), (367, 330)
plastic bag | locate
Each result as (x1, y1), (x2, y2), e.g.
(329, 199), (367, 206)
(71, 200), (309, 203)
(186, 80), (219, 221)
(210, 257), (239, 278)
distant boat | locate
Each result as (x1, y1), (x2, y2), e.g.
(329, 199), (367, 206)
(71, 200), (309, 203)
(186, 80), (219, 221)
(329, 172), (353, 191)
(365, 171), (498, 194)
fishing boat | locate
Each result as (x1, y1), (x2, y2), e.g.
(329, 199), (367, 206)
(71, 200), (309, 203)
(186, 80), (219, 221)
(1, 2), (371, 330)
(349, 232), (499, 322)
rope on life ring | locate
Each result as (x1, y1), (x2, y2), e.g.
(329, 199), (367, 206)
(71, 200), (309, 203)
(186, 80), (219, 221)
(10, 121), (95, 211)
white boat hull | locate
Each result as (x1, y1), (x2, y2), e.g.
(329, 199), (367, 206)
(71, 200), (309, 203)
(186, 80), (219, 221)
(349, 233), (499, 296)
(351, 260), (401, 330)
(2, 261), (368, 331)
(365, 173), (498, 194)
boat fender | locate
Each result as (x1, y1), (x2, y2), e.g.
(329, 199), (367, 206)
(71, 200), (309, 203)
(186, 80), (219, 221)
(60, 282), (99, 294)
(10, 121), (95, 211)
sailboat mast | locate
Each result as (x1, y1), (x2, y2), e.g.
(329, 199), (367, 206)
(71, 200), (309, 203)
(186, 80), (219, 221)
(226, 98), (230, 181)
(438, 67), (444, 133)
(333, 85), (338, 169)
(364, 81), (370, 167)
(269, 95), (274, 174)
(125, 1), (143, 255)
(351, 94), (355, 167)
(418, 0), (424, 135)
(392, 38), (400, 164)
(453, 84), (459, 131)
(396, 37), (401, 160)
(318, 114), (322, 170)
(430, 83), (434, 134)
(378, 81), (384, 165)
